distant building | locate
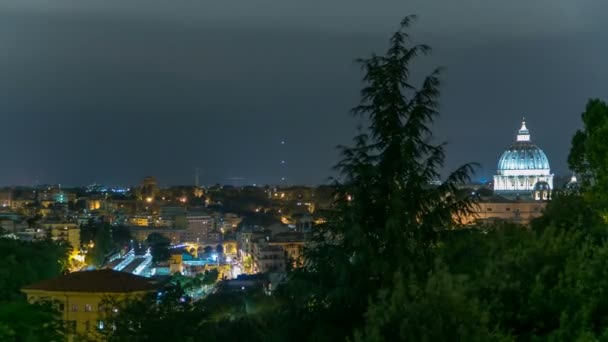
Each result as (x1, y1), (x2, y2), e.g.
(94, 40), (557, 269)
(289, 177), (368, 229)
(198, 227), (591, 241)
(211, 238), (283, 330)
(108, 199), (137, 215)
(220, 213), (242, 232)
(252, 243), (286, 273)
(266, 223), (290, 235)
(22, 270), (160, 337)
(86, 197), (107, 211)
(10, 198), (34, 211)
(130, 215), (151, 227)
(41, 222), (81, 251)
(130, 227), (185, 244)
(141, 176), (159, 201)
(52, 226), (81, 252)
(159, 206), (187, 229)
(216, 274), (270, 294)
(185, 212), (214, 243)
(221, 239), (237, 255)
(268, 232), (307, 268)
(0, 190), (12, 208)
(460, 198), (547, 225)
(52, 190), (76, 204)
(493, 119), (554, 199)
(15, 228), (46, 242)
(142, 176), (157, 189)
(459, 117), (555, 226)
(0, 212), (23, 222)
(236, 226), (267, 261)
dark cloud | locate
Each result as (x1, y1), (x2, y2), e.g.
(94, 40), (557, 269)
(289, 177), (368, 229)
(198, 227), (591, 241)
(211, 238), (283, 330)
(1, 1), (607, 186)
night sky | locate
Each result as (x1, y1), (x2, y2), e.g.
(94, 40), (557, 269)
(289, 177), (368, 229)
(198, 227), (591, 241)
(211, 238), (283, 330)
(1, 1), (606, 187)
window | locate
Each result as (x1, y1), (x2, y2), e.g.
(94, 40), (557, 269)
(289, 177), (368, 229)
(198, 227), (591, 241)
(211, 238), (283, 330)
(486, 207), (493, 212)
(506, 208), (511, 211)
(84, 304), (92, 312)
(71, 304), (78, 312)
(98, 320), (105, 330)
(58, 303), (65, 311)
(98, 304), (105, 312)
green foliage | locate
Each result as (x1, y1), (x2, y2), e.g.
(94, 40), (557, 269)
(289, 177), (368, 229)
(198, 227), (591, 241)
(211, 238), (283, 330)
(202, 269), (220, 285)
(353, 266), (510, 342)
(531, 191), (603, 236)
(0, 300), (64, 341)
(111, 225), (133, 250)
(238, 211), (280, 229)
(209, 186), (271, 216)
(146, 232), (170, 263)
(568, 98), (608, 205)
(99, 286), (193, 341)
(87, 223), (114, 267)
(437, 191), (608, 340)
(0, 239), (68, 340)
(278, 15), (476, 340)
(171, 269), (219, 291)
(0, 239), (69, 301)
(438, 223), (531, 276)
(99, 284), (277, 341)
(26, 214), (42, 228)
(82, 221), (132, 267)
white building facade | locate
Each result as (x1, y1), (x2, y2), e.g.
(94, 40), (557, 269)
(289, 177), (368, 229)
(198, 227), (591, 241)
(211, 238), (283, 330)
(493, 119), (553, 198)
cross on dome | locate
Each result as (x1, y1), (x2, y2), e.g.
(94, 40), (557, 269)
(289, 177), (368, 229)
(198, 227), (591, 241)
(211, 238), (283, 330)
(517, 116), (530, 141)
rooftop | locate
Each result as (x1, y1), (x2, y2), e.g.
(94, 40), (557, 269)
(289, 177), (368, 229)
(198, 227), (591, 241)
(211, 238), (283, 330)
(22, 269), (159, 293)
(271, 232), (307, 243)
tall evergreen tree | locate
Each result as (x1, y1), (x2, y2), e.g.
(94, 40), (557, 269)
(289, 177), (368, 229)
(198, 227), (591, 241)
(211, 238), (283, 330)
(281, 15), (476, 341)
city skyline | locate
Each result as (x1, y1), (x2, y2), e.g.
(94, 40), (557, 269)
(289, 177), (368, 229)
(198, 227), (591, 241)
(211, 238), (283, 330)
(4, 4), (608, 340)
(2, 1), (607, 185)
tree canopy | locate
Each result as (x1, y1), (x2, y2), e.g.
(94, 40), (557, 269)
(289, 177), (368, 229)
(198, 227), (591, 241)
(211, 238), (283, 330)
(146, 232), (171, 263)
(0, 239), (68, 340)
(568, 98), (608, 211)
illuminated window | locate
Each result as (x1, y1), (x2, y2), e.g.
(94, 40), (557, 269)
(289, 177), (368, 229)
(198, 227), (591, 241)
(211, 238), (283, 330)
(71, 304), (78, 312)
(84, 304), (92, 312)
(98, 320), (105, 330)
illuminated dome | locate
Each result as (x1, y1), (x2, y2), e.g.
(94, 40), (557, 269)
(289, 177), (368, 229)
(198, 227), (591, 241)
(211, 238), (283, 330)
(497, 144), (550, 171)
(493, 118), (554, 198)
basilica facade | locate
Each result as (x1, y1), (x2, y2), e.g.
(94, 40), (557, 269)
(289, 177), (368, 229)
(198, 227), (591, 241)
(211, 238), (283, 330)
(493, 119), (553, 200)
